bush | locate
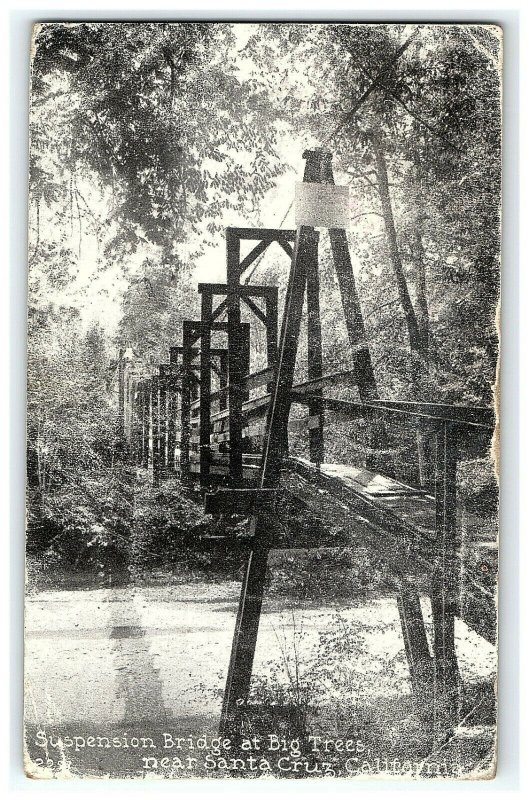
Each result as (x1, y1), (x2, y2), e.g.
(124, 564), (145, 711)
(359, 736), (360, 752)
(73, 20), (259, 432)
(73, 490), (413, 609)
(29, 466), (134, 572)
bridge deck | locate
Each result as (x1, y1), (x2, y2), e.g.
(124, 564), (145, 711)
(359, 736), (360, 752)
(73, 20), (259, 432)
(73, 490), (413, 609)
(279, 458), (496, 645)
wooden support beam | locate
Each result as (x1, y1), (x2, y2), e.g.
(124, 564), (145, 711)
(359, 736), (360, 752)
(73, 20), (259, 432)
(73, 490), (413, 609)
(219, 521), (274, 735)
(431, 422), (461, 737)
(278, 239), (294, 259)
(117, 348), (125, 443)
(263, 228), (318, 481)
(200, 292), (213, 485)
(329, 229), (379, 402)
(219, 351), (228, 412)
(142, 381), (150, 469)
(212, 297), (228, 322)
(204, 488), (279, 516)
(240, 322), (251, 404)
(198, 283), (278, 298)
(180, 323), (194, 481)
(371, 399), (494, 430)
(158, 368), (168, 475)
(396, 589), (434, 719)
(241, 294), (267, 324)
(239, 239), (270, 274)
(304, 175), (325, 465)
(151, 376), (161, 486)
(226, 227), (297, 242)
(220, 225), (317, 735)
(227, 231), (244, 485)
(265, 293), (278, 393)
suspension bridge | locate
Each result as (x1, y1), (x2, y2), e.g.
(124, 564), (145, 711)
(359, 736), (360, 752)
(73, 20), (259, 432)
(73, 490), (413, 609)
(119, 149), (496, 746)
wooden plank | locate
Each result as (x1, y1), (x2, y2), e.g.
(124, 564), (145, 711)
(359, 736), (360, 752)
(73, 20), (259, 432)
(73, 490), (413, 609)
(189, 463), (259, 477)
(190, 453), (261, 466)
(245, 367), (274, 391)
(371, 399), (494, 429)
(198, 282), (279, 298)
(280, 462), (495, 644)
(290, 368), (355, 396)
(290, 457), (436, 540)
(316, 462), (428, 497)
(226, 227), (297, 242)
(204, 488), (278, 516)
(396, 590), (434, 711)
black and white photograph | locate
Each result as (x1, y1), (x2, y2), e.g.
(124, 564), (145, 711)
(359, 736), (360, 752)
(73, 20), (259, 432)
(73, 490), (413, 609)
(24, 21), (500, 780)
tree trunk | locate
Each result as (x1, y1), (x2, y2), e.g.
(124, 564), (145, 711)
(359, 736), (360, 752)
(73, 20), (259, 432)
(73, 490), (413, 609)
(370, 129), (421, 360)
(413, 225), (434, 486)
(370, 129), (428, 485)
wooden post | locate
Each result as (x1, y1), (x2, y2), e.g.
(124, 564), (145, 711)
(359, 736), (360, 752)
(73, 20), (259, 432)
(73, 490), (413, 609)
(132, 380), (140, 465)
(396, 588), (434, 725)
(431, 422), (460, 737)
(167, 372), (178, 474)
(151, 376), (160, 487)
(227, 230), (243, 485)
(138, 381), (144, 467)
(159, 369), (168, 477)
(322, 157), (392, 475)
(148, 380), (154, 471)
(220, 225), (316, 735)
(240, 321), (251, 402)
(117, 348), (125, 443)
(180, 323), (193, 482)
(265, 291), (278, 394)
(219, 351), (228, 412)
(219, 516), (274, 733)
(134, 380), (141, 466)
(318, 150), (378, 404)
(305, 217), (324, 465)
(200, 292), (213, 485)
(263, 226), (317, 481)
(142, 381), (150, 469)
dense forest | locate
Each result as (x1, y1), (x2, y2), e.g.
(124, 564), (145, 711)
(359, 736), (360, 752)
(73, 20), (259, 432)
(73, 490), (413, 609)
(27, 22), (500, 575)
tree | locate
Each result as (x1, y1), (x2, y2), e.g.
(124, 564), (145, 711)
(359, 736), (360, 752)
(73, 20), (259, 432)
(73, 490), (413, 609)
(244, 23), (500, 405)
(30, 23), (285, 266)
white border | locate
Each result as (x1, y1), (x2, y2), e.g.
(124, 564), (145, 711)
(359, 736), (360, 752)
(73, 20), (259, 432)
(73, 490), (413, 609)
(3, 3), (523, 798)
